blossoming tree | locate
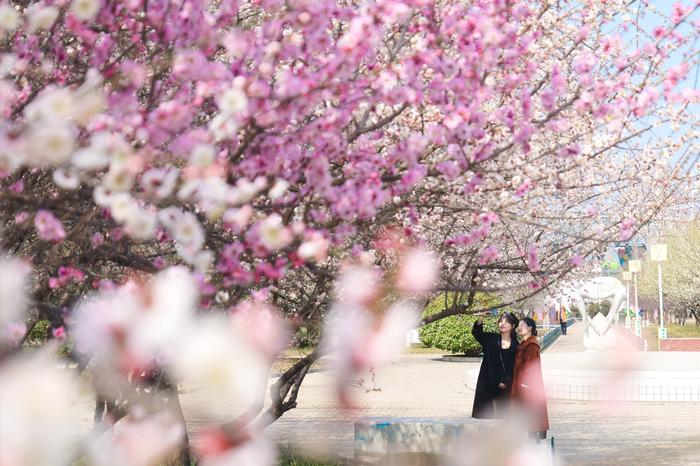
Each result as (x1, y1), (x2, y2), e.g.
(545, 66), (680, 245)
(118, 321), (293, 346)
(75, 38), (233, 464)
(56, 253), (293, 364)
(0, 0), (698, 464)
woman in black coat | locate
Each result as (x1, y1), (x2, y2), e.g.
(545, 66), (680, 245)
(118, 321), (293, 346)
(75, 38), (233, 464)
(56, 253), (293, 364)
(471, 312), (519, 419)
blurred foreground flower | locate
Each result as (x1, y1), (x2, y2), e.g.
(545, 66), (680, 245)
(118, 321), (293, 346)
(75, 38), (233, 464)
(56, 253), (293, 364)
(87, 412), (184, 466)
(193, 425), (276, 466)
(0, 352), (85, 466)
(322, 245), (440, 407)
(0, 254), (31, 333)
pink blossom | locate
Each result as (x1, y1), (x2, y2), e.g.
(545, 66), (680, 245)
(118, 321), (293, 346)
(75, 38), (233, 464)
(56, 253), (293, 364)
(89, 413), (185, 466)
(653, 26), (667, 39)
(621, 217), (636, 230)
(571, 255), (584, 268)
(194, 427), (276, 466)
(322, 300), (420, 408)
(480, 212), (499, 225)
(172, 49), (209, 81)
(619, 218), (636, 241)
(90, 232), (104, 247)
(230, 301), (291, 362)
(665, 63), (689, 90)
(14, 212), (29, 224)
(10, 180), (23, 193)
(573, 53), (597, 75)
(52, 326), (66, 341)
(463, 174), (483, 194)
(633, 87), (660, 116)
(335, 264), (382, 306)
(526, 244), (540, 272)
(671, 3), (690, 23)
(558, 144), (580, 158)
(337, 15), (372, 52)
(551, 64), (566, 94)
(396, 248), (440, 296)
(34, 210), (66, 242)
(111, 227), (125, 241)
(298, 231), (329, 261)
(515, 179), (533, 197)
(479, 245), (500, 265)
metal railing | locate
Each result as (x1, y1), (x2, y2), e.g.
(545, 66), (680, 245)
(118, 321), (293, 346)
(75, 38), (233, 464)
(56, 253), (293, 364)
(539, 318), (576, 351)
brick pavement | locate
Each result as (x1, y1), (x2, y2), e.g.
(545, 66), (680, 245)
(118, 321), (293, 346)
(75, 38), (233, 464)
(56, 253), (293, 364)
(264, 351), (700, 465)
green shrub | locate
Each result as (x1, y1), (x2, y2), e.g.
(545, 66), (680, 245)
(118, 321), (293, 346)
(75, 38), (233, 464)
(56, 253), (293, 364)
(419, 292), (504, 355)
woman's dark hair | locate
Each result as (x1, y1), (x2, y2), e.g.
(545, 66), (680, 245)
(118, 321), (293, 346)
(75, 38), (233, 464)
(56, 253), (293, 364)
(522, 317), (537, 336)
(499, 312), (519, 342)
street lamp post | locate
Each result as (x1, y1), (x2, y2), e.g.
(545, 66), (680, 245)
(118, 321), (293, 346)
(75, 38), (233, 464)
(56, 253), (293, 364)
(650, 244), (668, 342)
(629, 260), (642, 337)
(622, 271), (632, 329)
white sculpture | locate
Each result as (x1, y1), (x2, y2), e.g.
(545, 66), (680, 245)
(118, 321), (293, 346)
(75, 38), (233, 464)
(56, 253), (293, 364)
(561, 277), (626, 351)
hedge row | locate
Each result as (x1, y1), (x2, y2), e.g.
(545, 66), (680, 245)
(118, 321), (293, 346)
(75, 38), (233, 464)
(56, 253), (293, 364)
(419, 292), (508, 355)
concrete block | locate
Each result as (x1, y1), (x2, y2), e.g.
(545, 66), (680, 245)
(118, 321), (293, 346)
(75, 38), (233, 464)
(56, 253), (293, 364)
(354, 417), (504, 465)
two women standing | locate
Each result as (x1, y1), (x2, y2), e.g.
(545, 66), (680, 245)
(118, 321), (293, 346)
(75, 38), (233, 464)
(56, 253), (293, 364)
(471, 313), (549, 440)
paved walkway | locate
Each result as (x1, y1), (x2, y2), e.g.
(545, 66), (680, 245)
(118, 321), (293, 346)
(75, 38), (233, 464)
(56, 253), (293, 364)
(546, 320), (585, 353)
(263, 348), (700, 465)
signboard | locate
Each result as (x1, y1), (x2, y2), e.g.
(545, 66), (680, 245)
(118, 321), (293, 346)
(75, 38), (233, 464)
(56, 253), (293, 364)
(650, 244), (668, 262)
(658, 327), (667, 339)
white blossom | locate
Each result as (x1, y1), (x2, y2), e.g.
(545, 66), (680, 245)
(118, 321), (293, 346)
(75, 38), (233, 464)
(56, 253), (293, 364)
(109, 192), (135, 223)
(0, 4), (20, 32)
(268, 179), (289, 200)
(128, 267), (196, 360)
(93, 185), (115, 207)
(222, 205), (253, 232)
(103, 164), (133, 192)
(140, 167), (178, 198)
(216, 86), (248, 115)
(124, 206), (157, 240)
(71, 89), (105, 126)
(208, 114), (238, 141)
(0, 255), (30, 327)
(259, 214), (292, 251)
(52, 168), (80, 190)
(171, 211), (205, 250)
(0, 353), (84, 466)
(175, 317), (268, 419)
(25, 123), (76, 166)
(69, 0), (102, 22)
(190, 143), (217, 168)
(27, 5), (59, 32)
(192, 249), (214, 273)
(25, 87), (74, 122)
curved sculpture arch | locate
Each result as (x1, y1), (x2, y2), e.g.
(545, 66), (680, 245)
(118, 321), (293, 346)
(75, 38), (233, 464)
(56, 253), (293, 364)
(560, 277), (625, 351)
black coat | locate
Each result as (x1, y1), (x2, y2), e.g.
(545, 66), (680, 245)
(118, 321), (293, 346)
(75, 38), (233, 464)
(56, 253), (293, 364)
(471, 321), (518, 419)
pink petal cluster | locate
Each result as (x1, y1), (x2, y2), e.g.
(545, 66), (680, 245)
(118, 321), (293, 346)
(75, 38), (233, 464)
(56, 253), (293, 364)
(34, 210), (66, 242)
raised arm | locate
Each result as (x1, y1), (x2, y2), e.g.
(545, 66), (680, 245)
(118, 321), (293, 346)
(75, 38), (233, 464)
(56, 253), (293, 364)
(472, 317), (487, 347)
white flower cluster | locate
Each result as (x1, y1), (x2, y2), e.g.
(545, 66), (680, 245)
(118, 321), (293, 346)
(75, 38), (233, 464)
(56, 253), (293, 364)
(1, 71), (105, 177)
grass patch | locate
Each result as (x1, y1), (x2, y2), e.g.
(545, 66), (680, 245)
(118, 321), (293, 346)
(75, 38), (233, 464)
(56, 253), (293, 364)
(278, 448), (345, 466)
(642, 324), (700, 351)
(405, 345), (450, 354)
